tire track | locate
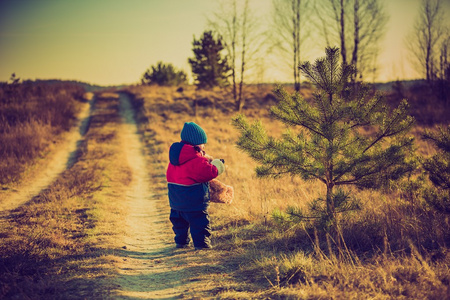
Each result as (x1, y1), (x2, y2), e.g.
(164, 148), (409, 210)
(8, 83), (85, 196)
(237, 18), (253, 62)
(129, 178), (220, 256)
(0, 98), (93, 213)
(112, 93), (183, 299)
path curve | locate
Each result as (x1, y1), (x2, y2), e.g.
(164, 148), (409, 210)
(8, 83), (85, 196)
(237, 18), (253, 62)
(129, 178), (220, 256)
(0, 99), (92, 212)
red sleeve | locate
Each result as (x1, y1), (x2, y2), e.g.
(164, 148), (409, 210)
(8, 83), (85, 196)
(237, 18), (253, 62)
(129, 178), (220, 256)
(187, 156), (218, 183)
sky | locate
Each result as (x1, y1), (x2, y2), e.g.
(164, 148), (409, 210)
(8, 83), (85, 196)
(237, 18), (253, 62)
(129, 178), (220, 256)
(0, 0), (448, 86)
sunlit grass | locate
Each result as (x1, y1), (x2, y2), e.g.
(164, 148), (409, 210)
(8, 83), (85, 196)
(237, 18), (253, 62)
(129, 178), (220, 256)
(0, 94), (131, 299)
(125, 84), (450, 298)
(0, 82), (85, 185)
(1, 81), (448, 298)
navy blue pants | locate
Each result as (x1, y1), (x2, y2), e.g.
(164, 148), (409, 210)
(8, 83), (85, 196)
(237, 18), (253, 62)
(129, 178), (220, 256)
(169, 209), (211, 248)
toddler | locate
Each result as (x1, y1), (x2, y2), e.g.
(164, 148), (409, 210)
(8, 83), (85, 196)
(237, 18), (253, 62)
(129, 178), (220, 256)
(166, 122), (225, 250)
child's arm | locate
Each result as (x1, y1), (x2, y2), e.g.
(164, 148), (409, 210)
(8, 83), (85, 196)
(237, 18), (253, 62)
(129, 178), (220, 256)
(189, 157), (225, 183)
(204, 153), (214, 162)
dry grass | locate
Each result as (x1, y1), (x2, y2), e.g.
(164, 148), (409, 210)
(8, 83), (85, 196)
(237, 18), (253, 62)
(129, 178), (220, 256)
(386, 81), (450, 126)
(0, 81), (86, 185)
(0, 94), (132, 299)
(1, 81), (448, 298)
(123, 84), (450, 299)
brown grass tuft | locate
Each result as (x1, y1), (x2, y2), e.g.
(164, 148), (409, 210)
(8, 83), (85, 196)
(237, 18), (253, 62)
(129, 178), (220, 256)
(0, 82), (85, 185)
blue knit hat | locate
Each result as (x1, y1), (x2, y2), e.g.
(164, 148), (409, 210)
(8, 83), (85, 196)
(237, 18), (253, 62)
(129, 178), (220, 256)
(181, 122), (207, 145)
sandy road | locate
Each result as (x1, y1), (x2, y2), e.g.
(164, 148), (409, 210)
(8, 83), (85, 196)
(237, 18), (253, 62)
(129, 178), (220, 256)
(106, 93), (219, 299)
(112, 93), (188, 299)
(0, 99), (92, 213)
(0, 91), (214, 298)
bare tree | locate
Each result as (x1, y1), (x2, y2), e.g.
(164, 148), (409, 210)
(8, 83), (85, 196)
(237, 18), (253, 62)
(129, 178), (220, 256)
(407, 0), (446, 81)
(436, 32), (450, 104)
(352, 0), (388, 80)
(439, 34), (450, 80)
(337, 0), (347, 65)
(210, 1), (237, 104)
(351, 0), (359, 68)
(271, 0), (312, 91)
(315, 0), (388, 80)
(314, 0), (349, 64)
(237, 0), (250, 111)
(209, 0), (261, 111)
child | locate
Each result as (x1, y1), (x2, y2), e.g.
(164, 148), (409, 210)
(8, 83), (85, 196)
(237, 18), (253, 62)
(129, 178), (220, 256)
(166, 122), (225, 250)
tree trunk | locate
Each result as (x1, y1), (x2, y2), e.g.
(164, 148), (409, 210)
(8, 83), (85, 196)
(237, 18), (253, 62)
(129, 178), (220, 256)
(238, 49), (246, 112)
(326, 140), (341, 253)
(237, 0), (249, 112)
(426, 12), (432, 82)
(293, 0), (301, 92)
(351, 0), (359, 79)
(231, 1), (238, 102)
(340, 0), (347, 65)
(326, 182), (335, 227)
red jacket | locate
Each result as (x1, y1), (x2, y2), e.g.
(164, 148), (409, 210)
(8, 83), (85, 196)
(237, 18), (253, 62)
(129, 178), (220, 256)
(166, 142), (218, 211)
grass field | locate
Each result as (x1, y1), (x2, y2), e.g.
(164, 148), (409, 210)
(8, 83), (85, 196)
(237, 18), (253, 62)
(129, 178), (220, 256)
(124, 83), (450, 299)
(0, 92), (130, 298)
(0, 80), (449, 299)
(0, 81), (86, 185)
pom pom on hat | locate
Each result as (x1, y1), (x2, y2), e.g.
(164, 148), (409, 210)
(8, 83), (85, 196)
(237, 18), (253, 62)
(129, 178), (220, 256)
(181, 122), (207, 145)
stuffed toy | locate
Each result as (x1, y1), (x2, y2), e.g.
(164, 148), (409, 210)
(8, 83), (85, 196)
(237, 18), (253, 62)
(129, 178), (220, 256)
(196, 147), (234, 204)
(209, 178), (234, 204)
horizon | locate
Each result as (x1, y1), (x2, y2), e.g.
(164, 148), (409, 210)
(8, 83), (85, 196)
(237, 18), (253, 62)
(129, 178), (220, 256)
(1, 0), (449, 86)
(16, 77), (427, 88)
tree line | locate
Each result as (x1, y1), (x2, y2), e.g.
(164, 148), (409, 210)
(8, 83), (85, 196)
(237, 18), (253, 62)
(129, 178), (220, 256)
(141, 0), (449, 109)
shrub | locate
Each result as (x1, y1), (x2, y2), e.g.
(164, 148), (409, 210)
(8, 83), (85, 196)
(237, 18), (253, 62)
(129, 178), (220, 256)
(141, 62), (187, 86)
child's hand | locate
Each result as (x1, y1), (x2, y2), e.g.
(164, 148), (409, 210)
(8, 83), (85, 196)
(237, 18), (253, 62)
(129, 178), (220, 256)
(204, 154), (214, 162)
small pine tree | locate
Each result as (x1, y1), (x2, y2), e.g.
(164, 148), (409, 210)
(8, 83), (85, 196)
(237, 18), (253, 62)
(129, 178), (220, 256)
(422, 125), (450, 214)
(232, 47), (415, 246)
(188, 30), (230, 89)
(141, 62), (187, 86)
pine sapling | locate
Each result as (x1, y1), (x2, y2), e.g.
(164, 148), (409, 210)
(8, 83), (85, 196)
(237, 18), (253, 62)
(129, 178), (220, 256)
(232, 47), (415, 251)
(422, 125), (450, 214)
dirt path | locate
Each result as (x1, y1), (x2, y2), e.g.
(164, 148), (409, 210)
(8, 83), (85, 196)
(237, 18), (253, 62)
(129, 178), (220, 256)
(104, 93), (227, 299)
(1, 92), (220, 298)
(111, 93), (192, 299)
(0, 100), (92, 212)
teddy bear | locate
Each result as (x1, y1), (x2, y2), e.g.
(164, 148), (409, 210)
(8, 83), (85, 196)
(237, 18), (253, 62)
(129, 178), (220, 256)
(195, 146), (234, 204)
(209, 178), (234, 204)
(198, 149), (233, 204)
